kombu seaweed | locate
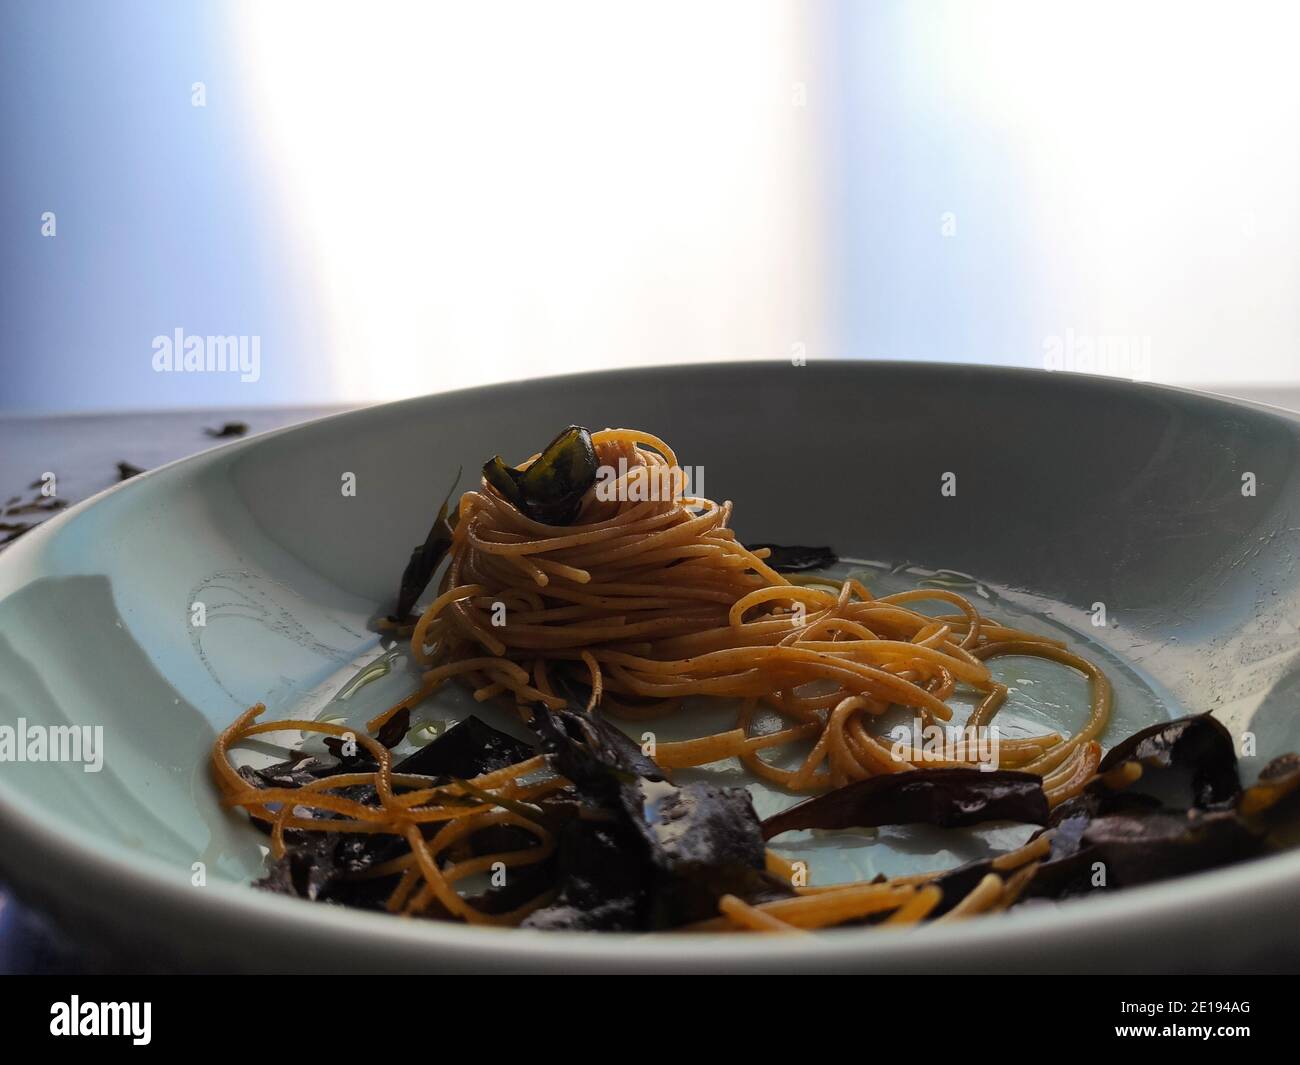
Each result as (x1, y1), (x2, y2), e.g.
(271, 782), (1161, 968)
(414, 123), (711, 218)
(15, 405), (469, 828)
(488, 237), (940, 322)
(762, 768), (1049, 840)
(245, 697), (1300, 931)
(482, 426), (599, 526)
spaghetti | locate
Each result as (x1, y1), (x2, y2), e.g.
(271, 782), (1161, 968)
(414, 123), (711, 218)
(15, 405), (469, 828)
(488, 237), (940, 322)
(390, 428), (1108, 793)
(213, 427), (1120, 933)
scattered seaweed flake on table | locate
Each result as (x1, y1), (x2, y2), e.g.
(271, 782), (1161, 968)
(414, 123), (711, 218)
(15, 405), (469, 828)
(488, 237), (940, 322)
(204, 421), (249, 438)
(0, 521), (33, 545)
(0, 479), (70, 548)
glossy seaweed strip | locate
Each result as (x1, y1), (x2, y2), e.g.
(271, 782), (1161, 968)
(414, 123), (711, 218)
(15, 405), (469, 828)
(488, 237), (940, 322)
(761, 768), (1050, 840)
(529, 705), (664, 796)
(747, 543), (838, 573)
(482, 426), (599, 526)
(393, 470), (460, 621)
(1092, 712), (1241, 809)
(1025, 803), (1262, 900)
(392, 714), (536, 778)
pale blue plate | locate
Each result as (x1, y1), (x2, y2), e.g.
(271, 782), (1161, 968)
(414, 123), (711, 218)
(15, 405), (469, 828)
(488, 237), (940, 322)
(1, 362), (1297, 972)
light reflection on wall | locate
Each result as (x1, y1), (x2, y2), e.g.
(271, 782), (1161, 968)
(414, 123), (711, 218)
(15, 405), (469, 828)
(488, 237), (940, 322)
(240, 0), (826, 403)
(834, 0), (1300, 384)
(2, 1), (1297, 414)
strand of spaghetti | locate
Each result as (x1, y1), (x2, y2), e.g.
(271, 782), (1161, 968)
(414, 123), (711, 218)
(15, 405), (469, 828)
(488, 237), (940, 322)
(467, 499), (706, 558)
(993, 861), (1040, 911)
(881, 884), (943, 925)
(789, 639), (991, 685)
(991, 833), (1053, 870)
(386, 868), (419, 913)
(934, 873), (1004, 922)
(973, 641), (1112, 773)
(846, 714), (914, 774)
(411, 584), (484, 665)
(580, 649), (602, 712)
(715, 883), (916, 930)
(592, 645), (957, 719)
(390, 755), (549, 809)
(365, 683), (437, 734)
(214, 708), (398, 812)
(765, 849), (799, 884)
(729, 586), (836, 627)
(403, 810), (553, 921)
(718, 894), (806, 933)
(1044, 740), (1102, 807)
(875, 588), (983, 649)
(967, 682), (1009, 729)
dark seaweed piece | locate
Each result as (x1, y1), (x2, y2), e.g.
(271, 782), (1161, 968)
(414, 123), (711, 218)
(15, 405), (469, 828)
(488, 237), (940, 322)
(482, 426), (599, 526)
(525, 706), (785, 928)
(1024, 806), (1262, 901)
(321, 734), (382, 766)
(116, 461), (145, 481)
(4, 497), (66, 515)
(1239, 753), (1300, 848)
(928, 794), (1266, 912)
(1084, 808), (1261, 884)
(256, 836), (340, 901)
(624, 778), (784, 927)
(374, 706), (412, 750)
(393, 471), (460, 620)
(314, 713), (536, 779)
(747, 543), (838, 573)
(530, 706), (663, 797)
(1, 522), (33, 545)
(253, 779), (409, 908)
(761, 768), (1049, 840)
(257, 831), (409, 909)
(239, 753), (350, 790)
(253, 717), (537, 906)
(392, 714), (536, 779)
(1093, 712), (1240, 809)
(455, 822), (558, 916)
(521, 818), (650, 931)
(524, 780), (785, 930)
(204, 421), (249, 438)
